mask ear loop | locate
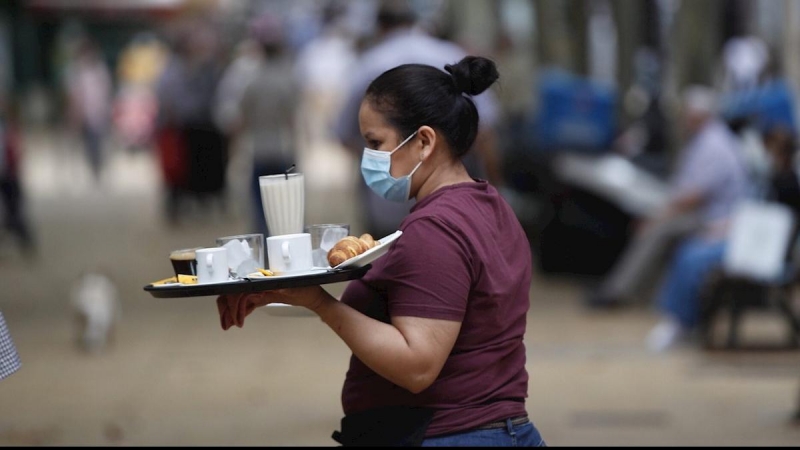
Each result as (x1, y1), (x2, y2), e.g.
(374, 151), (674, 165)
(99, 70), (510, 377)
(407, 159), (424, 178)
(389, 130), (419, 155)
(406, 131), (427, 183)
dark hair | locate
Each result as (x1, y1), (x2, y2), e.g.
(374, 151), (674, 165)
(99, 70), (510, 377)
(377, 0), (416, 30)
(364, 56), (499, 158)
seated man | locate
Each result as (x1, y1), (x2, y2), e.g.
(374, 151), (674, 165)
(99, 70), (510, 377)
(589, 86), (750, 308)
(647, 124), (800, 352)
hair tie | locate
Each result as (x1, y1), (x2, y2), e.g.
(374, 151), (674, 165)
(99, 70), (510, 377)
(444, 63), (470, 95)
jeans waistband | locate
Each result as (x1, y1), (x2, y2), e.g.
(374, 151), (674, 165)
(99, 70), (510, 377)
(473, 415), (529, 431)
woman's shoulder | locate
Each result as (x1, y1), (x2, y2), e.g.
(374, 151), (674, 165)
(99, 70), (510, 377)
(401, 212), (460, 238)
(398, 212), (471, 252)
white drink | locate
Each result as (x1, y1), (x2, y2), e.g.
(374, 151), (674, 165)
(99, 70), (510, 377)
(259, 173), (305, 236)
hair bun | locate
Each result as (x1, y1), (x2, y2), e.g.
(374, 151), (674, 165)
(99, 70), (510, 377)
(444, 56), (499, 96)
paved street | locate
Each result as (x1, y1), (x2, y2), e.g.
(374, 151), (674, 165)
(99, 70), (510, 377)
(1, 130), (799, 446)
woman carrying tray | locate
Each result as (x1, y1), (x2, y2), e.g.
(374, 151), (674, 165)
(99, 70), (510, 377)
(216, 55), (544, 447)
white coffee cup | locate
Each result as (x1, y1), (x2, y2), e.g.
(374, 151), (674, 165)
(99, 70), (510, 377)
(259, 173), (305, 237)
(267, 233), (313, 274)
(195, 248), (229, 284)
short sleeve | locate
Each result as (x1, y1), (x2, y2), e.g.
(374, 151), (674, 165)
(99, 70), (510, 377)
(382, 217), (473, 322)
(671, 137), (735, 201)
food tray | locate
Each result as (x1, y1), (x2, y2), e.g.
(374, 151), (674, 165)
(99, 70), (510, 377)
(144, 265), (370, 299)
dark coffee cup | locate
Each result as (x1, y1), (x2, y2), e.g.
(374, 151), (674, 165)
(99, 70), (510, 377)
(170, 248), (199, 279)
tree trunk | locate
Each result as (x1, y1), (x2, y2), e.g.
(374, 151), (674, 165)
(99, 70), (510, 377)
(565, 0), (589, 76)
(782, 0), (800, 100)
(611, 0), (643, 120)
(672, 0), (725, 88)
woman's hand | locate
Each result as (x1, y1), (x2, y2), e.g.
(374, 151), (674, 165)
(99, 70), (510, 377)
(216, 286), (330, 330)
(216, 292), (268, 330)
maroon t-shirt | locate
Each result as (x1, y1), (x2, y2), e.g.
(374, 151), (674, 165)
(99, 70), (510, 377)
(340, 180), (532, 437)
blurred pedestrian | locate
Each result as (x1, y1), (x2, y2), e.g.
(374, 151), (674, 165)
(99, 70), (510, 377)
(0, 100), (35, 255)
(214, 37), (265, 222)
(216, 13), (299, 236)
(294, 0), (356, 151)
(113, 33), (166, 152)
(216, 56), (545, 447)
(0, 311), (21, 381)
(65, 38), (112, 182)
(334, 0), (503, 239)
(214, 38), (263, 140)
(589, 86), (750, 309)
(155, 43), (189, 224)
(156, 23), (227, 223)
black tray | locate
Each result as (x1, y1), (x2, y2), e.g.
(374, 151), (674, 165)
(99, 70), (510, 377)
(144, 265), (371, 299)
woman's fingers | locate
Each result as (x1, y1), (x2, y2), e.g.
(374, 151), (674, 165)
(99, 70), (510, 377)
(218, 294), (247, 330)
(235, 293), (267, 328)
(223, 310), (233, 330)
(245, 300), (259, 319)
(227, 294), (242, 327)
(217, 296), (231, 330)
(217, 292), (286, 329)
(236, 294), (252, 327)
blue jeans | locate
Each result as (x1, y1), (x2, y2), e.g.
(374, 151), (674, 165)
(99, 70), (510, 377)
(422, 419), (546, 447)
(658, 238), (727, 329)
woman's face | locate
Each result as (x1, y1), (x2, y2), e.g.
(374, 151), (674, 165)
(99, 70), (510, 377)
(358, 100), (420, 178)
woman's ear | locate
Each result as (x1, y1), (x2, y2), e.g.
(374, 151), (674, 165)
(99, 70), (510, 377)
(417, 125), (437, 160)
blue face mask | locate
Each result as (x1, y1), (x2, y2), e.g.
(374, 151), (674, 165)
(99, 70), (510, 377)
(361, 130), (423, 202)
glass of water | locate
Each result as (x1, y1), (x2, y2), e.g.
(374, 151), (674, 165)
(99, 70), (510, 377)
(304, 224), (350, 268)
(215, 233), (265, 278)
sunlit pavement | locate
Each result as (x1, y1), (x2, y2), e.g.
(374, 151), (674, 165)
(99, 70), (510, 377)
(0, 129), (799, 445)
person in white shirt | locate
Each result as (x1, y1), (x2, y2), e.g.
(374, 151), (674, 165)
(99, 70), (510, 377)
(228, 13), (299, 237)
(589, 86), (750, 309)
(66, 39), (112, 182)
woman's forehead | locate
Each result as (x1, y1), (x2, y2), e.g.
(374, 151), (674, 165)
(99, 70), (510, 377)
(359, 101), (393, 135)
(358, 100), (380, 122)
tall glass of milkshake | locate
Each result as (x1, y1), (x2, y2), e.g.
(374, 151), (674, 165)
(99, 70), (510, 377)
(259, 173), (305, 237)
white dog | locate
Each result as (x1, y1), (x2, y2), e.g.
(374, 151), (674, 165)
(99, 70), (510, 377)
(70, 271), (121, 354)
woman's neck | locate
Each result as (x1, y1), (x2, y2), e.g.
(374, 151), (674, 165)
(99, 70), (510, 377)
(415, 158), (473, 202)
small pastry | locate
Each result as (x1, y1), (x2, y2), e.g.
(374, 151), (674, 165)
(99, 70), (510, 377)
(342, 236), (370, 254)
(327, 248), (350, 267)
(359, 233), (377, 249)
(327, 237), (363, 266)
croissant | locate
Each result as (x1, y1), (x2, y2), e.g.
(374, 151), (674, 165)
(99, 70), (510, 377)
(359, 233), (378, 249)
(344, 236), (370, 254)
(327, 234), (378, 267)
